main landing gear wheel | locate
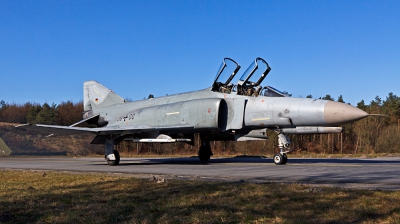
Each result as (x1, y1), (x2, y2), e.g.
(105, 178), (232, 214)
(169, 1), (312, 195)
(198, 140), (212, 162)
(107, 150), (120, 166)
(198, 150), (211, 162)
(273, 153), (287, 165)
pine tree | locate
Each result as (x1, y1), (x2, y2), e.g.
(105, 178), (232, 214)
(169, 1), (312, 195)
(26, 104), (42, 124)
(337, 94), (345, 103)
(35, 103), (56, 125)
(322, 94), (335, 101)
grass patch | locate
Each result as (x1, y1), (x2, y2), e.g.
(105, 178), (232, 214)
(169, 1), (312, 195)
(1, 170), (400, 223)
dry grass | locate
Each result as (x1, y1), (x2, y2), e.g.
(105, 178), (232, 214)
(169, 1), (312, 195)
(1, 170), (400, 223)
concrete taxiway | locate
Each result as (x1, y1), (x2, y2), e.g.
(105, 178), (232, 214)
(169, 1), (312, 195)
(1, 156), (400, 190)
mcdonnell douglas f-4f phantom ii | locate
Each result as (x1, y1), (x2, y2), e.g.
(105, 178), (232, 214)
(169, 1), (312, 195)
(17, 57), (369, 165)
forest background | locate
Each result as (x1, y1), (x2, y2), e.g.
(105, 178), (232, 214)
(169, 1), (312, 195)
(0, 92), (399, 156)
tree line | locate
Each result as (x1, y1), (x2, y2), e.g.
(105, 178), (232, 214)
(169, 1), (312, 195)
(1, 92), (399, 155)
(0, 100), (83, 126)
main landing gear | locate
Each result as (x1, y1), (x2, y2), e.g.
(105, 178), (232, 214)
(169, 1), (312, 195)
(198, 140), (213, 162)
(104, 136), (120, 166)
(273, 132), (291, 165)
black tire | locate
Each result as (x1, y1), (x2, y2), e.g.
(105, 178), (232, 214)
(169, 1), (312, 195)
(282, 154), (288, 164)
(107, 150), (120, 166)
(273, 154), (284, 165)
(198, 150), (211, 162)
(114, 150), (120, 165)
(198, 140), (212, 162)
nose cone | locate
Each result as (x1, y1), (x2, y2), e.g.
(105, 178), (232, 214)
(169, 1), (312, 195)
(324, 101), (368, 125)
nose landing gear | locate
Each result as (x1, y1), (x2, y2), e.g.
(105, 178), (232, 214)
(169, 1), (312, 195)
(273, 132), (291, 165)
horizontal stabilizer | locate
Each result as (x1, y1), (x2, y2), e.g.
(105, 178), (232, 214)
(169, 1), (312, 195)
(44, 114), (101, 138)
(69, 114), (100, 127)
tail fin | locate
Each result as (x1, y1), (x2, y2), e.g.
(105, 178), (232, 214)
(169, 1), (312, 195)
(83, 81), (125, 111)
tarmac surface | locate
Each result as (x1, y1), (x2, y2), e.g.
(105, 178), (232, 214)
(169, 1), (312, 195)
(1, 156), (400, 190)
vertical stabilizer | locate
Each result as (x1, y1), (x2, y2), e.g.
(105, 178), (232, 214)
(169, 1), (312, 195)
(84, 81), (125, 111)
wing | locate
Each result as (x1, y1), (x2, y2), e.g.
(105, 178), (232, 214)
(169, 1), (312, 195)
(15, 123), (194, 136)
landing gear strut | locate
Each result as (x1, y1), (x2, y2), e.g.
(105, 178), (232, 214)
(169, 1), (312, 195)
(273, 132), (291, 165)
(105, 135), (120, 166)
(198, 140), (212, 162)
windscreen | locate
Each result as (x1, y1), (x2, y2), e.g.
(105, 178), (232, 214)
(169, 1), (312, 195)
(263, 86), (288, 97)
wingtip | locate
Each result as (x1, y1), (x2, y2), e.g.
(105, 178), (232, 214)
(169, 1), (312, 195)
(15, 123), (32, 128)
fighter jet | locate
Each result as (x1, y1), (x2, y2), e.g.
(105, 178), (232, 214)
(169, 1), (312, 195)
(17, 57), (368, 165)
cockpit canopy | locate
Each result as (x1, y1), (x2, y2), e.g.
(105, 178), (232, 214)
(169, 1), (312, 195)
(236, 57), (271, 96)
(212, 58), (241, 93)
(211, 57), (287, 98)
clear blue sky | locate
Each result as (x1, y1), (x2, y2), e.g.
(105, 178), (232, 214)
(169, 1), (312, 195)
(1, 0), (399, 106)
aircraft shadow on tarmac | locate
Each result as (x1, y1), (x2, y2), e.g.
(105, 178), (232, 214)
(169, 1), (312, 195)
(92, 156), (400, 166)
